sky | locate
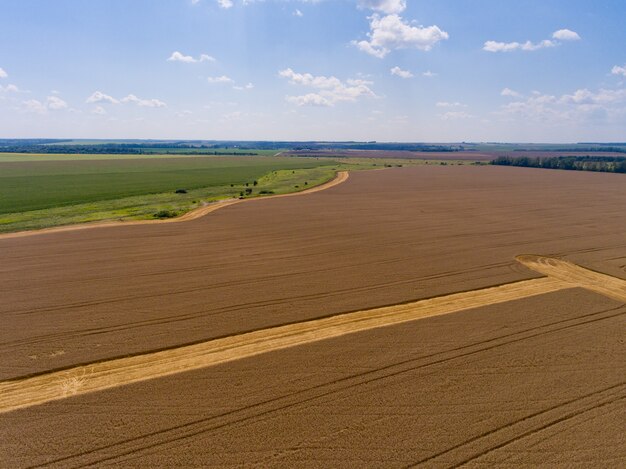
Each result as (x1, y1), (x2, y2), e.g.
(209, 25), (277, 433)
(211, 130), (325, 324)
(0, 0), (625, 142)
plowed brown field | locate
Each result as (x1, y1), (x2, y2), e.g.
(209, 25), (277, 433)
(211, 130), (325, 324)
(1, 165), (625, 467)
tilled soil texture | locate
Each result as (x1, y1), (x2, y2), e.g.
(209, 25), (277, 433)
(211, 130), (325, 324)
(1, 288), (624, 467)
(1, 166), (625, 380)
(3, 255), (623, 416)
(283, 149), (626, 161)
(283, 150), (496, 160)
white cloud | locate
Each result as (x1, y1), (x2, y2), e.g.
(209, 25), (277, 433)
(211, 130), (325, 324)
(217, 0), (233, 8)
(22, 96), (67, 113)
(286, 93), (333, 107)
(86, 91), (119, 104)
(440, 111), (474, 120)
(483, 39), (556, 52)
(294, 9), (303, 17)
(0, 83), (20, 93)
(484, 29), (580, 52)
(207, 75), (234, 83)
(86, 91), (166, 108)
(279, 68), (376, 107)
(552, 29), (581, 41)
(22, 99), (47, 114)
(167, 51), (215, 63)
(501, 88), (521, 98)
(612, 64), (626, 77)
(353, 14), (449, 58)
(92, 106), (106, 115)
(46, 96), (67, 110)
(233, 82), (254, 90)
(191, 0), (200, 4)
(221, 111), (243, 121)
(0, 68), (7, 78)
(121, 94), (167, 107)
(498, 87), (626, 125)
(436, 101), (466, 107)
(357, 0), (406, 14)
(422, 70), (437, 77)
(390, 66), (413, 78)
(560, 88), (626, 105)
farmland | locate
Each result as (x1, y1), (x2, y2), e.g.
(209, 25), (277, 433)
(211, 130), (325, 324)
(0, 154), (341, 233)
(0, 164), (624, 466)
(0, 155), (333, 213)
(0, 153), (468, 233)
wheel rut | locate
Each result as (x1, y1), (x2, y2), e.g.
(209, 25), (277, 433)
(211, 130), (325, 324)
(1, 255), (624, 414)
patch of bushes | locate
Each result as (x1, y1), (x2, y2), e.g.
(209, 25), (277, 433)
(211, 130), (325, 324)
(175, 188), (187, 194)
(154, 210), (178, 219)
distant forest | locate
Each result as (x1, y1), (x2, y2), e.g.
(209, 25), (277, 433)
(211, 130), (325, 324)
(1, 139), (626, 155)
(491, 155), (626, 174)
(0, 140), (462, 154)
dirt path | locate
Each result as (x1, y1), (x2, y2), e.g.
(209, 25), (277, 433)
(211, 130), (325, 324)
(0, 171), (349, 240)
(0, 277), (566, 414)
(517, 255), (626, 302)
(1, 255), (623, 414)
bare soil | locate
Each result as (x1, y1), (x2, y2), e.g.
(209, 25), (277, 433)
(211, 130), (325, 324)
(284, 149), (626, 161)
(1, 289), (624, 467)
(284, 149), (496, 160)
(0, 165), (625, 466)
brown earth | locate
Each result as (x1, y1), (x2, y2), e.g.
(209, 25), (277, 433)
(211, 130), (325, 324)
(0, 165), (625, 466)
(284, 149), (626, 161)
(284, 149), (495, 160)
(1, 166), (625, 380)
(0, 276), (567, 413)
(2, 255), (623, 416)
(1, 288), (624, 467)
(496, 150), (626, 158)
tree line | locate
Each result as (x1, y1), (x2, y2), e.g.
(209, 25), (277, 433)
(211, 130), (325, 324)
(491, 155), (626, 174)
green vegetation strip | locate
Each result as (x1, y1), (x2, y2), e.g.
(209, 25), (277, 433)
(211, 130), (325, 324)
(0, 156), (330, 214)
(0, 155), (476, 234)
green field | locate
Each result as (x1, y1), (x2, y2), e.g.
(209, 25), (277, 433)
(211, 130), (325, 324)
(0, 151), (281, 162)
(0, 156), (330, 214)
(0, 153), (474, 233)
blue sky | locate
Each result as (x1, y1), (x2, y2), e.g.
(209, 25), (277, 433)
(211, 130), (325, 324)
(1, 0), (625, 142)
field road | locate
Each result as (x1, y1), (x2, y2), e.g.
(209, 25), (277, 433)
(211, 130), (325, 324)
(517, 255), (626, 302)
(1, 255), (623, 415)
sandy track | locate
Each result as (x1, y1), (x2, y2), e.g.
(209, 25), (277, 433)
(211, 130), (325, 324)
(2, 254), (625, 414)
(0, 171), (349, 240)
(0, 276), (567, 414)
(518, 255), (626, 302)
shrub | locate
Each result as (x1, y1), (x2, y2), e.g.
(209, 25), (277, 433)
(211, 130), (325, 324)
(175, 188), (187, 194)
(245, 188), (253, 195)
(154, 210), (178, 219)
(253, 180), (258, 186)
(259, 190), (274, 195)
